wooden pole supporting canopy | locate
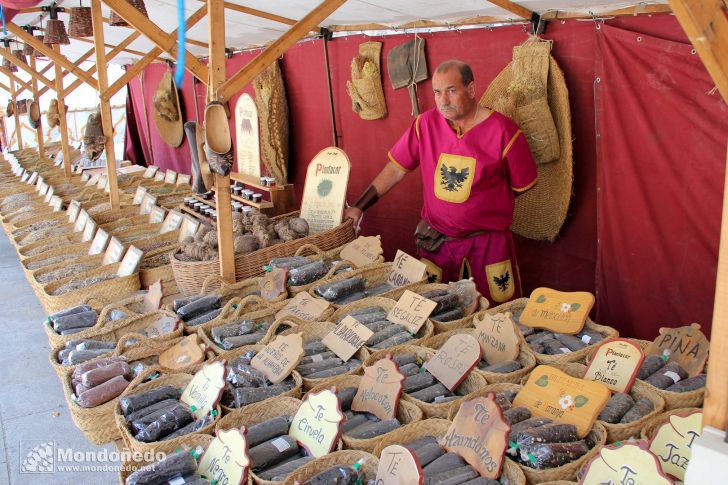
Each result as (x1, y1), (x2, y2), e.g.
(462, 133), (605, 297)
(0, 48), (55, 90)
(207, 0), (236, 283)
(91, 0), (120, 209)
(217, 0), (348, 103)
(0, 67), (32, 94)
(52, 44), (73, 178)
(29, 56), (45, 160)
(102, 0), (209, 84)
(486, 0), (533, 19)
(100, 5), (209, 101)
(8, 78), (23, 150)
(18, 56), (58, 97)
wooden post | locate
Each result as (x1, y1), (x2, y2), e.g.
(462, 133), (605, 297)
(208, 0), (235, 283)
(29, 56), (45, 159)
(91, 0), (120, 209)
(8, 78), (22, 149)
(53, 45), (72, 177)
(704, 144), (728, 430)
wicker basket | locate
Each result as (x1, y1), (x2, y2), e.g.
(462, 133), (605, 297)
(640, 407), (703, 441)
(118, 434), (214, 484)
(38, 262), (141, 314)
(628, 339), (706, 410)
(329, 296), (434, 349)
(294, 241), (385, 265)
(509, 421), (607, 484)
(364, 345), (487, 419)
(22, 242), (92, 280)
(448, 382), (523, 419)
(18, 232), (85, 260)
(403, 282), (490, 333)
(421, 328), (537, 384)
(281, 450), (379, 485)
(29, 254), (103, 292)
(307, 374), (423, 452)
(212, 344), (303, 415)
(114, 370), (221, 455)
(371, 418), (526, 484)
(277, 320), (368, 390)
(170, 250), (220, 296)
(488, 297), (619, 364)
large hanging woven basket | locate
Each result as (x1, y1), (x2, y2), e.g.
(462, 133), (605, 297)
(109, 0), (148, 26)
(44, 19), (70, 45)
(68, 7), (94, 38)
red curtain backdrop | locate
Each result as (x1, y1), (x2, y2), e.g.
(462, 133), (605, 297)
(124, 14), (728, 339)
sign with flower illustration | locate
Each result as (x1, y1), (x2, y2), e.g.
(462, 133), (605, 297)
(519, 288), (595, 334)
(581, 441), (674, 485)
(513, 365), (611, 438)
(300, 147), (351, 234)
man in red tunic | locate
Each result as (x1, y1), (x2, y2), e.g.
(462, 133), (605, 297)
(344, 60), (537, 304)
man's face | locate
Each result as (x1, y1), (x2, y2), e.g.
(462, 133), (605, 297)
(432, 68), (475, 121)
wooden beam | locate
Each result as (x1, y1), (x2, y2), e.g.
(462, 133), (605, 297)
(8, 79), (22, 149)
(17, 54), (59, 97)
(218, 0), (347, 102)
(541, 4), (672, 19)
(0, 67), (32, 93)
(29, 56), (45, 159)
(207, 0), (236, 283)
(192, 0), (298, 26)
(100, 7), (208, 101)
(0, 48), (55, 90)
(668, 0), (728, 104)
(0, 81), (9, 92)
(91, 0), (120, 209)
(102, 0), (209, 83)
(8, 24), (97, 88)
(63, 30), (142, 98)
(486, 0), (533, 19)
(53, 44), (72, 178)
(704, 144), (728, 430)
(72, 35), (161, 59)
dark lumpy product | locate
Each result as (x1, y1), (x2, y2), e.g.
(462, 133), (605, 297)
(515, 423), (579, 447)
(459, 477), (501, 485)
(348, 311), (388, 325)
(258, 456), (314, 481)
(638, 355), (666, 380)
(120, 385), (180, 416)
(246, 416), (293, 447)
(403, 372), (437, 393)
(227, 363), (268, 387)
(224, 379), (295, 408)
(72, 356), (126, 383)
(429, 293), (461, 315)
(221, 332), (266, 350)
(504, 406), (532, 425)
(288, 260), (330, 286)
(554, 333), (587, 351)
(598, 393), (635, 423)
(508, 417), (553, 442)
(52, 309), (98, 332)
(540, 338), (572, 355)
(173, 294), (205, 312)
(409, 383), (453, 403)
(248, 435), (299, 471)
(314, 276), (366, 302)
(620, 397), (655, 423)
(346, 418), (400, 439)
(666, 374), (707, 392)
(525, 331), (555, 345)
(399, 363), (420, 376)
(423, 452), (465, 475)
(303, 340), (327, 356)
(82, 361), (132, 388)
(211, 320), (255, 342)
(49, 304), (94, 321)
(366, 325), (402, 346)
(66, 349), (110, 365)
(338, 306), (383, 322)
(304, 463), (361, 485)
(176, 295), (221, 322)
(372, 331), (414, 349)
(576, 329), (604, 345)
(430, 307), (465, 322)
(480, 360), (522, 374)
(125, 398), (180, 422)
(268, 256), (310, 270)
(423, 465), (478, 485)
(124, 450), (198, 485)
(645, 361), (689, 389)
(394, 353), (419, 367)
(161, 414), (214, 441)
(185, 308), (223, 327)
(519, 440), (589, 469)
(134, 403), (194, 442)
(76, 375), (130, 408)
(412, 443), (445, 467)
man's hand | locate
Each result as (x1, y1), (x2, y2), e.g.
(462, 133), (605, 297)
(343, 206), (363, 228)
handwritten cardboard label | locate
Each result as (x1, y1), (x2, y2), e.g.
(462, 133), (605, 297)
(160, 210), (184, 234)
(513, 365), (611, 438)
(260, 268), (287, 301)
(177, 174), (191, 185)
(473, 312), (521, 364)
(520, 287), (595, 334)
(88, 228), (110, 255)
(376, 445), (424, 485)
(340, 235), (384, 268)
(102, 237), (124, 265)
(74, 209), (90, 232)
(140, 193), (158, 215)
(289, 389), (343, 457)
(133, 186), (147, 204)
(443, 395), (510, 479)
(425, 334), (481, 391)
(645, 323), (709, 377)
(160, 334), (206, 370)
(148, 205), (166, 224)
(585, 338), (645, 393)
(154, 171), (165, 182)
(44, 186), (54, 203)
(351, 357), (404, 420)
(387, 289), (437, 334)
(141, 281), (164, 313)
(82, 219), (97, 243)
(181, 361), (226, 419)
(117, 245), (143, 276)
(649, 410), (702, 481)
(197, 429), (250, 485)
(387, 250), (427, 287)
(143, 166), (158, 178)
(322, 316), (374, 362)
(251, 333), (304, 384)
(581, 441), (673, 485)
(179, 215), (200, 243)
(38, 181), (48, 195)
(300, 147), (351, 233)
(164, 169), (177, 184)
(275, 291), (331, 322)
(234, 93), (261, 178)
(67, 200), (81, 222)
(50, 195), (63, 212)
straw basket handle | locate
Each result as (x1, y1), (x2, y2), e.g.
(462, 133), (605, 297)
(263, 315), (306, 343)
(201, 274), (224, 294)
(231, 295), (268, 318)
(324, 260), (351, 279)
(295, 243), (325, 258)
(113, 332), (170, 356)
(84, 294), (112, 308)
(217, 297), (241, 320)
(97, 294), (145, 322)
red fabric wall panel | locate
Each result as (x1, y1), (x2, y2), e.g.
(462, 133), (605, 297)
(124, 14), (727, 338)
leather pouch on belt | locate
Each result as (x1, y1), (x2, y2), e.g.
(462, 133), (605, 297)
(414, 219), (445, 252)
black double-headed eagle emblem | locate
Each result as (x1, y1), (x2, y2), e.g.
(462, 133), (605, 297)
(440, 165), (470, 192)
(493, 271), (510, 292)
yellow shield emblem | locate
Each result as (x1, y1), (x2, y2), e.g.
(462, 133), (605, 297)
(485, 259), (515, 303)
(434, 153), (475, 203)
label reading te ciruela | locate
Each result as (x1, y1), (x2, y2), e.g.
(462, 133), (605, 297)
(300, 147), (351, 234)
